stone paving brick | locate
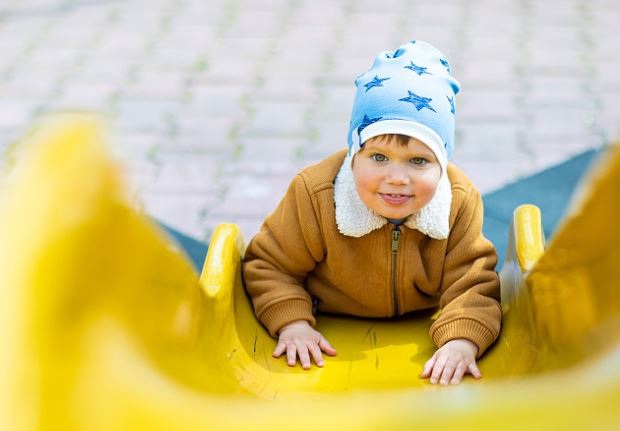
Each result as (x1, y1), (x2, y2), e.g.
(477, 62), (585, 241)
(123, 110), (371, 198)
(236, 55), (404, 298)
(93, 33), (152, 60)
(146, 47), (208, 72)
(110, 129), (166, 157)
(318, 55), (372, 86)
(122, 71), (186, 101)
(140, 192), (213, 239)
(290, 2), (344, 25)
(186, 85), (245, 117)
(235, 136), (310, 165)
(454, 123), (526, 163)
(253, 81), (318, 103)
(0, 39), (27, 62)
(313, 86), (354, 121)
(168, 116), (236, 153)
(172, 114), (232, 142)
(240, 101), (308, 137)
(591, 9), (620, 33)
(114, 99), (183, 134)
(123, 161), (160, 193)
(0, 100), (38, 130)
(458, 90), (519, 123)
(200, 54), (265, 86)
(143, 153), (222, 194)
(459, 62), (516, 90)
(48, 84), (117, 111)
(227, 10), (284, 38)
(203, 37), (267, 64)
(21, 50), (79, 76)
(0, 74), (57, 100)
(157, 134), (230, 155)
(73, 60), (132, 84)
(205, 173), (293, 219)
(311, 120), (348, 151)
(263, 52), (325, 79)
(596, 62), (620, 89)
(456, 159), (531, 194)
(278, 24), (334, 50)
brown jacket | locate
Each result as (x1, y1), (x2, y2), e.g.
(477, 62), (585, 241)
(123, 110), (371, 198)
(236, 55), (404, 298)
(242, 150), (501, 356)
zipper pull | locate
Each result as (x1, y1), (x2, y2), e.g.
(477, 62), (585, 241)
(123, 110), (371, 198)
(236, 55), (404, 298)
(391, 225), (401, 253)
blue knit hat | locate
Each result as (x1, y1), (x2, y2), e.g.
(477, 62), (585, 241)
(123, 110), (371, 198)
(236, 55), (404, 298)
(347, 40), (460, 168)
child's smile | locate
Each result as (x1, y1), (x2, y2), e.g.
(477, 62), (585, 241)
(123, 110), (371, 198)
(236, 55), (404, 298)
(380, 193), (412, 206)
(352, 135), (442, 220)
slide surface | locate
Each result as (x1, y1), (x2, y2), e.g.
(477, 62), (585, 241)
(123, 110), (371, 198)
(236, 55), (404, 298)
(1, 114), (618, 430)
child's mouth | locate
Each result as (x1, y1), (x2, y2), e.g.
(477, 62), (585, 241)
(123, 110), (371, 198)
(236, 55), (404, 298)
(380, 193), (411, 205)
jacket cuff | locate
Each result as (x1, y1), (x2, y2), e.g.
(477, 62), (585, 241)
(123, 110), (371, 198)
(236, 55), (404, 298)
(259, 299), (316, 337)
(430, 318), (497, 358)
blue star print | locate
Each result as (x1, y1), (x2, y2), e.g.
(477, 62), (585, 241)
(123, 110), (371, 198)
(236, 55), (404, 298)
(399, 91), (437, 112)
(404, 61), (431, 76)
(357, 114), (383, 137)
(364, 76), (390, 92)
(440, 58), (450, 72)
(391, 48), (405, 58)
(447, 95), (455, 114)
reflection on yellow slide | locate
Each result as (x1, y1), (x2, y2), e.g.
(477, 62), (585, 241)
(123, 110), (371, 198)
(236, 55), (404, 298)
(1, 113), (619, 430)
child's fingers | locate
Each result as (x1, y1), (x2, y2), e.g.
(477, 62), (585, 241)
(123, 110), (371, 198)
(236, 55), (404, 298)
(450, 362), (467, 385)
(296, 343), (312, 370)
(307, 342), (325, 367)
(286, 344), (297, 367)
(439, 358), (458, 385)
(420, 354), (437, 378)
(467, 362), (482, 379)
(430, 356), (448, 384)
(272, 342), (286, 358)
(318, 336), (337, 356)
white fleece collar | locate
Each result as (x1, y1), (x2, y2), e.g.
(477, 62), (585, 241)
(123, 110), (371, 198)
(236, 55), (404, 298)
(334, 152), (452, 239)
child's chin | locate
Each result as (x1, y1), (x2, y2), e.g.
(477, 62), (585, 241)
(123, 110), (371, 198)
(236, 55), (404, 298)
(377, 209), (414, 220)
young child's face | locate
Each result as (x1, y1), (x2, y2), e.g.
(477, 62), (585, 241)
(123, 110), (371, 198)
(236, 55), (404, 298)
(352, 135), (442, 219)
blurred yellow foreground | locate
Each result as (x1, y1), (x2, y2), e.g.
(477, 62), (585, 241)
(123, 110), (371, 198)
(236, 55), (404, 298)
(1, 114), (619, 430)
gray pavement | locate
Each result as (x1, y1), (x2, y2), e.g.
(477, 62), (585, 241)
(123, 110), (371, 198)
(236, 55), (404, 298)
(0, 0), (619, 243)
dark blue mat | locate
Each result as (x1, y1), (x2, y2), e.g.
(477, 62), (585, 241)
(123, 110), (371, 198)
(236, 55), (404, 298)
(156, 221), (208, 271)
(482, 149), (601, 268)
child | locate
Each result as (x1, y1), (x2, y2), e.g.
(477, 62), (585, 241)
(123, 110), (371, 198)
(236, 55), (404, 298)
(242, 40), (501, 385)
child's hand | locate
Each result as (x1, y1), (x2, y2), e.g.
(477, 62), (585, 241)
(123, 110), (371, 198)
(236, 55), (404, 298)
(420, 339), (481, 385)
(273, 320), (337, 370)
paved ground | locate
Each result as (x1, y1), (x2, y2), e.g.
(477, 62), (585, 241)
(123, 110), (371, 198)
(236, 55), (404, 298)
(0, 0), (619, 243)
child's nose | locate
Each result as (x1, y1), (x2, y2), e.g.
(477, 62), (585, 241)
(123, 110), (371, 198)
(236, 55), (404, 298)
(386, 167), (411, 184)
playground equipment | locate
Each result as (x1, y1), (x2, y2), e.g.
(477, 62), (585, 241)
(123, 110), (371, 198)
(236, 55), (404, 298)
(1, 114), (618, 430)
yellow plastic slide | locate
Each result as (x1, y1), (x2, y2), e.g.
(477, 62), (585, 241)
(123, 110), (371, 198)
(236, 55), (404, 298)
(1, 114), (619, 430)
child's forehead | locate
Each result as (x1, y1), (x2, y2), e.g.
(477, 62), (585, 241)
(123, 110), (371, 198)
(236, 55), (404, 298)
(362, 135), (434, 153)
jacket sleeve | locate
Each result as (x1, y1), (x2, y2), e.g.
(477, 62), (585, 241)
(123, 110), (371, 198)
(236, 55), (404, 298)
(429, 186), (502, 357)
(242, 173), (325, 338)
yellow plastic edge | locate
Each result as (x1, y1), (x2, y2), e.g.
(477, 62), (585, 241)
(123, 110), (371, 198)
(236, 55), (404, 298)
(513, 204), (545, 272)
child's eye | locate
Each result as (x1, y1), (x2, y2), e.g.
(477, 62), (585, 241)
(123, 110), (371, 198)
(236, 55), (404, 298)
(371, 154), (388, 162)
(411, 157), (428, 165)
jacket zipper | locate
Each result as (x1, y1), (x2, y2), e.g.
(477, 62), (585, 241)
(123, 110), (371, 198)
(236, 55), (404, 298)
(390, 224), (401, 316)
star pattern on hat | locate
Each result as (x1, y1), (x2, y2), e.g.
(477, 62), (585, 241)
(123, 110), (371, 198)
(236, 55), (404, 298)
(357, 114), (383, 137)
(399, 91), (436, 112)
(447, 95), (455, 114)
(440, 58), (451, 72)
(364, 76), (390, 92)
(391, 48), (405, 58)
(404, 61), (431, 76)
